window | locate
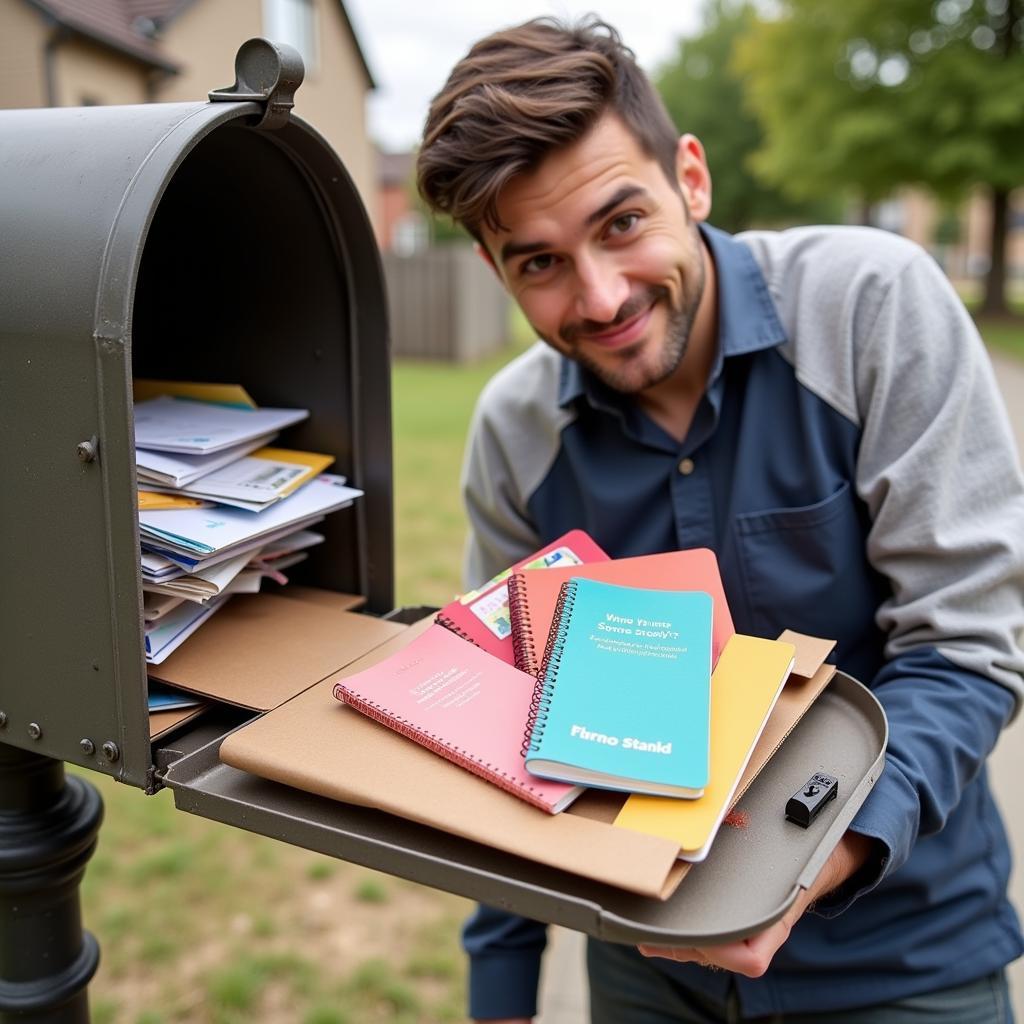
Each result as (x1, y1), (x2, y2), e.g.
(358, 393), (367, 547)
(263, 0), (318, 74)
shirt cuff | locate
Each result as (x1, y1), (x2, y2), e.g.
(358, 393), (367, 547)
(810, 759), (917, 918)
(468, 950), (543, 1020)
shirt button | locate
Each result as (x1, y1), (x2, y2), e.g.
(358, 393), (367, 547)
(678, 457), (695, 476)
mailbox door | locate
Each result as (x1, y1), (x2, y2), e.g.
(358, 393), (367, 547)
(0, 101), (393, 787)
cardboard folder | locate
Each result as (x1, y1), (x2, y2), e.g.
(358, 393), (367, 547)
(220, 617), (836, 898)
(148, 593), (405, 711)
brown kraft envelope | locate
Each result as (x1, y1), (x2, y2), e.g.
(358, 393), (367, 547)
(148, 592), (405, 711)
(220, 617), (836, 898)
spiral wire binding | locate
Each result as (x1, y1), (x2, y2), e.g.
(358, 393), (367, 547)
(521, 579), (578, 757)
(336, 682), (555, 809)
(507, 573), (537, 675)
(435, 613), (482, 649)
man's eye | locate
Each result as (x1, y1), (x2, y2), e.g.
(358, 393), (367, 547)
(608, 213), (639, 236)
(522, 254), (555, 275)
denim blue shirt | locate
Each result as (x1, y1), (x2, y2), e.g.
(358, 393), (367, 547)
(461, 224), (1024, 1019)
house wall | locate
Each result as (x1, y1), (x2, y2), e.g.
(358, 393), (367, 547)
(287, 0), (374, 214)
(0, 2), (48, 108)
(156, 0), (375, 219)
(155, 0), (264, 106)
(378, 182), (411, 252)
(51, 36), (150, 106)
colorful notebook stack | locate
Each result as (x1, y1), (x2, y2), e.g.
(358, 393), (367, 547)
(333, 531), (820, 865)
(134, 382), (362, 667)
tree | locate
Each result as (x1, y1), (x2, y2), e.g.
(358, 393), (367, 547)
(655, 0), (841, 233)
(735, 0), (1024, 316)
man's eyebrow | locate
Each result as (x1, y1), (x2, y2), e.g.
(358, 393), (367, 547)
(500, 239), (551, 266)
(499, 185), (649, 266)
(585, 184), (648, 227)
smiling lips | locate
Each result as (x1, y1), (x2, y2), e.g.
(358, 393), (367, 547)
(582, 300), (656, 350)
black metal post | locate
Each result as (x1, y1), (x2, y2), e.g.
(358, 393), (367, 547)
(0, 745), (103, 1023)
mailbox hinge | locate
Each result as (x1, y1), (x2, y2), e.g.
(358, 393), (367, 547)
(209, 38), (304, 130)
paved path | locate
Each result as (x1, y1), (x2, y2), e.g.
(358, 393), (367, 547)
(537, 348), (1024, 1024)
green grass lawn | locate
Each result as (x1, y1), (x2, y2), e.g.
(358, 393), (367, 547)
(977, 316), (1024, 361)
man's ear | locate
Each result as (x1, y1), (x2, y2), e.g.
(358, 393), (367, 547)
(474, 241), (505, 286)
(676, 134), (712, 223)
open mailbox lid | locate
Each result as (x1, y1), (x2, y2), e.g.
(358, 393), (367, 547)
(162, 668), (887, 945)
(0, 41), (392, 789)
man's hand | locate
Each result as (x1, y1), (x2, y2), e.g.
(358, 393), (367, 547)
(637, 832), (875, 977)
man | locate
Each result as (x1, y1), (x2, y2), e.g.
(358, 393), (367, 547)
(416, 17), (1024, 1023)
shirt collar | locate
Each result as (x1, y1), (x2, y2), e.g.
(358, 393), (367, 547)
(558, 223), (788, 409)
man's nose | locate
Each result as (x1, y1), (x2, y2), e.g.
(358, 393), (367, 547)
(574, 257), (629, 324)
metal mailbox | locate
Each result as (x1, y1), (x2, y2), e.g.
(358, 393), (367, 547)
(0, 41), (393, 791)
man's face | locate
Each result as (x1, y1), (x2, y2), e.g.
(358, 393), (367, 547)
(482, 114), (708, 395)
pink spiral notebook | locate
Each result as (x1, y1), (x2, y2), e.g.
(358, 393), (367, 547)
(333, 623), (582, 814)
(435, 529), (609, 664)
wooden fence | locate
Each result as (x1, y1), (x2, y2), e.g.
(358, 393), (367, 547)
(383, 245), (510, 362)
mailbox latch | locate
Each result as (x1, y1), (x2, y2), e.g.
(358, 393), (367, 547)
(209, 38), (304, 131)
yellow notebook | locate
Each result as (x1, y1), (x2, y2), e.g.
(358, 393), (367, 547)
(614, 634), (796, 862)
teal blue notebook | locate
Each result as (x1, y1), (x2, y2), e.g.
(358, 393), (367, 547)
(524, 578), (712, 799)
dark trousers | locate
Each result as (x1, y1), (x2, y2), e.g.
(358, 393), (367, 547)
(587, 939), (1014, 1024)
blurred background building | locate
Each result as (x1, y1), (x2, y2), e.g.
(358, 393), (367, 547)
(0, 0), (376, 202)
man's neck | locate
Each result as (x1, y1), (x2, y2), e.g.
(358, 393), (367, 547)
(636, 240), (719, 444)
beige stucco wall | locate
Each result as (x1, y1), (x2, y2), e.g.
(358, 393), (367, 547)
(155, 0), (264, 104)
(52, 36), (150, 106)
(287, 0), (375, 214)
(156, 0), (375, 219)
(0, 2), (47, 109)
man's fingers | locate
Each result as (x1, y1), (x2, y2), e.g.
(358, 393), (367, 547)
(636, 919), (792, 978)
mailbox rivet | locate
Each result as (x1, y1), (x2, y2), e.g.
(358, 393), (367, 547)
(27, 723), (42, 740)
(0, 712), (7, 728)
(102, 741), (120, 762)
(76, 437), (99, 463)
(80, 739), (95, 756)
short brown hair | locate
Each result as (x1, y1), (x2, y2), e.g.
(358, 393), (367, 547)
(416, 17), (680, 240)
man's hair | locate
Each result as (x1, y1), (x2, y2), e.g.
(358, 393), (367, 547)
(416, 17), (680, 241)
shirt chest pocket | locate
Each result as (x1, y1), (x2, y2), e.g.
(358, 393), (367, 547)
(731, 481), (884, 654)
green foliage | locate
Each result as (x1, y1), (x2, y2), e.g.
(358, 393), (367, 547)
(656, 0), (841, 230)
(734, 0), (1024, 203)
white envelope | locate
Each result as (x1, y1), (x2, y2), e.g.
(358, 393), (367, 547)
(134, 396), (308, 455)
(138, 475), (360, 558)
(136, 433), (277, 487)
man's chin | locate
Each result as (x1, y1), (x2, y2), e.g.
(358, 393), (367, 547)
(578, 342), (672, 395)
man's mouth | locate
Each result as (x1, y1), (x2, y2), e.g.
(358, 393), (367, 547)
(582, 300), (656, 350)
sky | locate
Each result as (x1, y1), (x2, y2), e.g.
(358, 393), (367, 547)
(343, 1), (705, 153)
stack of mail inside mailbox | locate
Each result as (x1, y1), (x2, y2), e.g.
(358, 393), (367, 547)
(133, 384), (361, 666)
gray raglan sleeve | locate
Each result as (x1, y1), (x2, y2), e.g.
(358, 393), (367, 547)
(461, 390), (542, 589)
(818, 248), (1024, 910)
